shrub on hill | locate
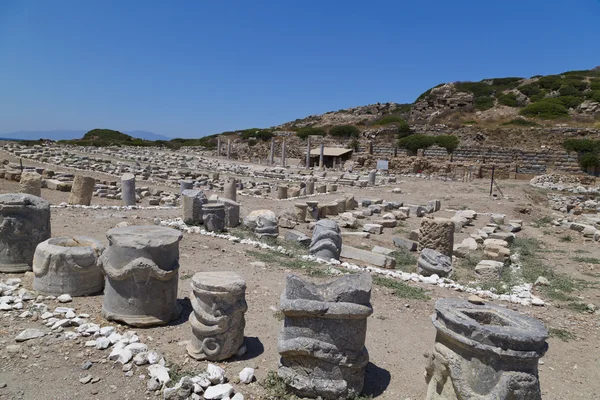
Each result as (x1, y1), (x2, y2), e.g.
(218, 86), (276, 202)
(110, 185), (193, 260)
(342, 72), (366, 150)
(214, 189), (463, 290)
(295, 127), (327, 139)
(82, 129), (132, 142)
(329, 125), (360, 138)
(519, 98), (569, 119)
(372, 115), (406, 126)
(475, 96), (494, 111)
(500, 118), (540, 127)
(398, 134), (459, 153)
(239, 129), (274, 141)
(497, 93), (519, 107)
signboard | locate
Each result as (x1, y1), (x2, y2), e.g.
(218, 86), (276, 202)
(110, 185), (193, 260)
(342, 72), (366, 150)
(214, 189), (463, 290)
(376, 160), (389, 170)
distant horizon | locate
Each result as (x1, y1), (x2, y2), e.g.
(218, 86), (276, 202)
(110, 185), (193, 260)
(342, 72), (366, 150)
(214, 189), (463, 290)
(2, 0), (599, 138)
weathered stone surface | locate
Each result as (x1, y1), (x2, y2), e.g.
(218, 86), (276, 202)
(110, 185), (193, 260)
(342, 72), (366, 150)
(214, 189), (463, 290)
(121, 173), (136, 206)
(182, 189), (208, 225)
(417, 248), (452, 277)
(203, 203), (226, 232)
(99, 226), (183, 327)
(392, 237), (417, 251)
(0, 193), (51, 272)
(284, 230), (311, 246)
(19, 172), (42, 197)
(294, 203), (308, 222)
(221, 198), (240, 228)
(277, 185), (288, 200)
(243, 210), (279, 238)
(418, 217), (454, 257)
(426, 298), (548, 400)
(309, 219), (342, 261)
(68, 175), (95, 206)
(187, 271), (247, 361)
(33, 236), (104, 296)
(363, 223), (383, 234)
(278, 273), (373, 399)
(453, 237), (478, 258)
(223, 178), (237, 202)
(341, 245), (396, 269)
(475, 260), (504, 280)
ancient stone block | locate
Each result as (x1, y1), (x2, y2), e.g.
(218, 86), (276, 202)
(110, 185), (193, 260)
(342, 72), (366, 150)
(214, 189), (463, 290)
(33, 236), (104, 296)
(223, 178), (237, 202)
(187, 271), (247, 361)
(418, 217), (454, 257)
(221, 198), (240, 228)
(68, 175), (95, 206)
(278, 273), (373, 399)
(203, 203), (226, 232)
(0, 194), (51, 272)
(309, 219), (342, 261)
(294, 203), (307, 222)
(277, 185), (288, 200)
(99, 226), (183, 327)
(121, 173), (136, 206)
(341, 245), (396, 268)
(425, 298), (548, 400)
(182, 189), (208, 225)
(243, 210), (279, 238)
(19, 172), (42, 197)
(417, 248), (452, 277)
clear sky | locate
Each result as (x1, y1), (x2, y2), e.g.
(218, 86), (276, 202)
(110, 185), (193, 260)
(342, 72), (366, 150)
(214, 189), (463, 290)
(1, 1), (599, 138)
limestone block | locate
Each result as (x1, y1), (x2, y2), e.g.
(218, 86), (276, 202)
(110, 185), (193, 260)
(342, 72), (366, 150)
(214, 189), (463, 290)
(19, 172), (42, 197)
(363, 224), (383, 234)
(99, 226), (183, 327)
(294, 203), (308, 222)
(243, 210), (279, 238)
(393, 237), (417, 251)
(341, 245), (396, 269)
(187, 271), (247, 361)
(223, 179), (237, 202)
(221, 199), (240, 228)
(309, 219), (342, 261)
(417, 248), (452, 277)
(345, 195), (358, 210)
(203, 203), (226, 232)
(277, 185), (288, 200)
(418, 217), (454, 257)
(182, 189), (208, 225)
(278, 273), (373, 399)
(0, 193), (51, 272)
(425, 298), (548, 400)
(33, 236), (104, 296)
(68, 176), (95, 206)
(475, 260), (504, 280)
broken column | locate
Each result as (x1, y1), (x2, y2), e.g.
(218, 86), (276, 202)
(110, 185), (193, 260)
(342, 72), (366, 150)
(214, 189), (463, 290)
(417, 248), (452, 277)
(306, 179), (315, 195)
(99, 226), (183, 327)
(281, 139), (286, 167)
(243, 210), (279, 238)
(319, 144), (324, 168)
(227, 139), (232, 159)
(33, 236), (104, 296)
(217, 137), (221, 157)
(367, 170), (376, 186)
(223, 178), (237, 202)
(294, 203), (308, 222)
(121, 173), (136, 206)
(309, 219), (342, 261)
(19, 172), (42, 197)
(202, 202), (226, 232)
(278, 273), (373, 399)
(270, 138), (275, 165)
(68, 175), (95, 206)
(277, 185), (288, 200)
(426, 298), (548, 400)
(187, 271), (247, 361)
(221, 198), (240, 228)
(180, 180), (194, 193)
(306, 137), (311, 169)
(0, 193), (51, 273)
(418, 217), (454, 257)
(182, 189), (207, 225)
(306, 200), (319, 220)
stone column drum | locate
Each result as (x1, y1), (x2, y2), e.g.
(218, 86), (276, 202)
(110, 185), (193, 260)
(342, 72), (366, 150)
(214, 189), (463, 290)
(367, 170), (376, 186)
(223, 178), (237, 202)
(425, 298), (548, 400)
(99, 226), (183, 327)
(306, 179), (315, 195)
(309, 219), (342, 261)
(68, 175), (95, 206)
(418, 217), (455, 257)
(221, 199), (240, 228)
(187, 271), (247, 361)
(294, 203), (308, 222)
(277, 185), (288, 200)
(0, 193), (51, 272)
(19, 172), (42, 197)
(33, 236), (104, 296)
(203, 202), (226, 232)
(180, 180), (194, 193)
(278, 273), (373, 399)
(121, 173), (136, 206)
(182, 189), (208, 225)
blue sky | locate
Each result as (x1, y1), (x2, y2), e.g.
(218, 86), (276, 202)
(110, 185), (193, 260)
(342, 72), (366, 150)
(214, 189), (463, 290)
(1, 1), (599, 138)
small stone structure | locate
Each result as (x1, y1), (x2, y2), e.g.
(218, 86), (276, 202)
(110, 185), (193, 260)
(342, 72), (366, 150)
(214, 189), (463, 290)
(0, 193), (51, 273)
(418, 217), (455, 257)
(187, 271), (247, 361)
(33, 236), (104, 296)
(306, 179), (315, 195)
(221, 198), (240, 228)
(294, 203), (308, 222)
(277, 185), (288, 200)
(278, 273), (373, 399)
(368, 170), (376, 186)
(121, 173), (136, 206)
(203, 202), (226, 232)
(417, 248), (452, 277)
(68, 175), (95, 206)
(182, 189), (207, 225)
(243, 210), (279, 238)
(223, 178), (237, 202)
(309, 219), (342, 261)
(99, 226), (183, 327)
(19, 172), (42, 197)
(425, 298), (548, 399)
(180, 180), (194, 192)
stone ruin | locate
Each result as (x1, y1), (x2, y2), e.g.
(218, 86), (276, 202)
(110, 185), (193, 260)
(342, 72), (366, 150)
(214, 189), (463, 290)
(418, 217), (454, 257)
(19, 171), (42, 197)
(0, 193), (51, 273)
(99, 225), (183, 327)
(278, 273), (373, 399)
(33, 236), (104, 296)
(309, 219), (342, 261)
(242, 209), (279, 238)
(182, 189), (208, 225)
(425, 298), (548, 400)
(68, 175), (96, 206)
(417, 248), (453, 277)
(187, 271), (247, 361)
(203, 202), (226, 232)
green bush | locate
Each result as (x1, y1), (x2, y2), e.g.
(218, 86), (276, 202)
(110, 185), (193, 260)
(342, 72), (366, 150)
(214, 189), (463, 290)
(536, 75), (563, 91)
(295, 127), (326, 139)
(586, 90), (600, 102)
(557, 95), (584, 109)
(529, 91), (548, 102)
(240, 129), (274, 141)
(519, 83), (541, 97)
(497, 93), (518, 107)
(247, 139), (257, 147)
(329, 125), (360, 138)
(519, 98), (569, 119)
(559, 84), (581, 97)
(563, 139), (600, 153)
(398, 134), (459, 153)
(397, 120), (412, 138)
(474, 96), (494, 110)
(501, 118), (539, 127)
(455, 81), (494, 97)
(435, 135), (460, 153)
(579, 152), (600, 169)
(372, 115), (406, 126)
(590, 79), (600, 91)
(491, 77), (523, 90)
